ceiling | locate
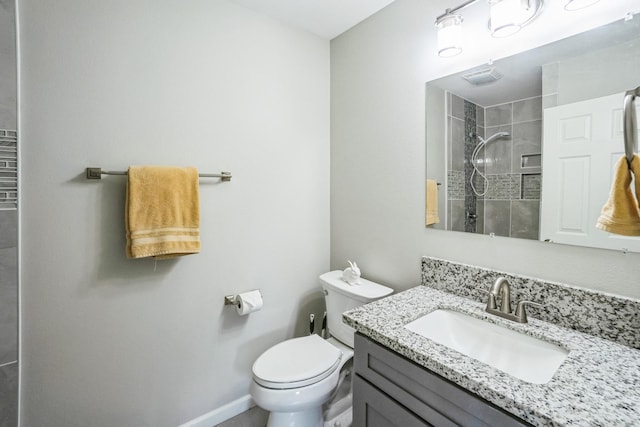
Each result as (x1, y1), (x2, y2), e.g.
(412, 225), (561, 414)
(228, 0), (397, 39)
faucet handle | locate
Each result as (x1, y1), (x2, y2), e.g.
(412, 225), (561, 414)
(480, 289), (497, 309)
(514, 300), (544, 323)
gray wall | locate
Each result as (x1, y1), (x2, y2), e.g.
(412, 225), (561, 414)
(424, 85), (445, 230)
(330, 0), (640, 298)
(19, 1), (329, 426)
(0, 0), (16, 130)
(544, 37), (640, 107)
(0, 0), (17, 426)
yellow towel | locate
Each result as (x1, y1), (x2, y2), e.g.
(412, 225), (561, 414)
(596, 155), (640, 236)
(426, 179), (440, 226)
(126, 166), (201, 259)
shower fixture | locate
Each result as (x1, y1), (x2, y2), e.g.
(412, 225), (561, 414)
(470, 132), (511, 196)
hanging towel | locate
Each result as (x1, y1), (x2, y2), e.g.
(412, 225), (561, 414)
(596, 155), (640, 236)
(426, 179), (440, 226)
(126, 166), (201, 259)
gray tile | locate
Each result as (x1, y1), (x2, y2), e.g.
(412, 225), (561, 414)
(485, 103), (512, 127)
(522, 174), (541, 199)
(451, 93), (465, 120)
(470, 154), (487, 194)
(447, 117), (453, 169)
(484, 200), (511, 237)
(543, 94), (558, 109)
(542, 62), (559, 96)
(513, 97), (542, 123)
(215, 406), (268, 427)
(464, 195), (476, 233)
(475, 200), (485, 234)
(0, 362), (18, 427)
(450, 117), (465, 171)
(512, 120), (542, 173)
(447, 170), (464, 200)
(484, 125), (512, 174)
(476, 107), (485, 128)
(485, 174), (520, 200)
(0, 211), (16, 250)
(0, 248), (17, 365)
(511, 200), (540, 240)
(449, 200), (465, 232)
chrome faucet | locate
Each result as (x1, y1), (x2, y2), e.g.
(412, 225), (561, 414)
(488, 277), (512, 314)
(485, 277), (542, 323)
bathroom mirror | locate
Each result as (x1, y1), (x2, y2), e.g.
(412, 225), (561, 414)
(426, 14), (640, 252)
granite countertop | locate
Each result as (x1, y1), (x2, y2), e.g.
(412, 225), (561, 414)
(343, 286), (640, 426)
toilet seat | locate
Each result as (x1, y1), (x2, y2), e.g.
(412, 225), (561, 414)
(252, 335), (342, 390)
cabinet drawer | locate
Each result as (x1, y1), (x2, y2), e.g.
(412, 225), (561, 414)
(353, 375), (432, 427)
(354, 333), (531, 427)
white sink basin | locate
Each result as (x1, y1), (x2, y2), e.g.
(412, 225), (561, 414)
(404, 309), (568, 384)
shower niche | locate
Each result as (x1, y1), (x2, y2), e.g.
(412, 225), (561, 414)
(444, 91), (542, 239)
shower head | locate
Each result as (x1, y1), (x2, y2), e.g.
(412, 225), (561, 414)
(479, 131), (510, 145)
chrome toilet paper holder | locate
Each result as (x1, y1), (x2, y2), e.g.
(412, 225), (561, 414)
(224, 289), (263, 316)
(224, 295), (239, 306)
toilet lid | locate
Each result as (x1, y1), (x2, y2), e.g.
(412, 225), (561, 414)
(252, 334), (342, 389)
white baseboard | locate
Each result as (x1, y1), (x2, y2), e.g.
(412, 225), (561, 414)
(178, 395), (255, 427)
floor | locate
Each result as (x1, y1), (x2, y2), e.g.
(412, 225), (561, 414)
(214, 406), (268, 427)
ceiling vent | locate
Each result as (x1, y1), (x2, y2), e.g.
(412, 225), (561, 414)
(462, 67), (503, 85)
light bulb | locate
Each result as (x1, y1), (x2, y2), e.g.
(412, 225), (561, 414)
(489, 0), (538, 38)
(564, 0), (600, 11)
(436, 14), (463, 57)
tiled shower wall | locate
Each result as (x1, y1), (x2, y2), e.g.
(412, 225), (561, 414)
(447, 93), (482, 232)
(0, 0), (18, 426)
(447, 93), (542, 239)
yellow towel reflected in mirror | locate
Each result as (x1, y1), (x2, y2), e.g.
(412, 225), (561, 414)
(596, 155), (640, 236)
(426, 179), (439, 226)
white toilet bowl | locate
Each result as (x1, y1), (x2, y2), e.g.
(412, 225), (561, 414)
(250, 335), (352, 427)
(250, 364), (341, 426)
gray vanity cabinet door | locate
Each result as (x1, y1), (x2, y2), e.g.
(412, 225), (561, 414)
(353, 333), (532, 427)
(353, 375), (432, 427)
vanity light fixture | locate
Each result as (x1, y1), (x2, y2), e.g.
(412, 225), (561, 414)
(489, 0), (544, 38)
(436, 0), (545, 57)
(434, 0), (479, 58)
(436, 12), (464, 57)
(564, 0), (600, 11)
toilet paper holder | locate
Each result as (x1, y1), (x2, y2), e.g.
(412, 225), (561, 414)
(224, 295), (240, 306)
(224, 290), (264, 316)
(224, 290), (261, 306)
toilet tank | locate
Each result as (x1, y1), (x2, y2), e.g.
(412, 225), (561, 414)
(320, 271), (393, 348)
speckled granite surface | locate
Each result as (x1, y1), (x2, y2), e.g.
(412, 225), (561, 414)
(421, 257), (640, 349)
(343, 286), (640, 426)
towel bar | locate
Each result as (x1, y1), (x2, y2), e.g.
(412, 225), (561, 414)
(85, 167), (232, 182)
(624, 86), (640, 164)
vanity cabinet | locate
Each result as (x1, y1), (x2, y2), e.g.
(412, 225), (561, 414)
(353, 333), (532, 427)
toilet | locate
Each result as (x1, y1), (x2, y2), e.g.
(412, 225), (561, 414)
(250, 270), (393, 427)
